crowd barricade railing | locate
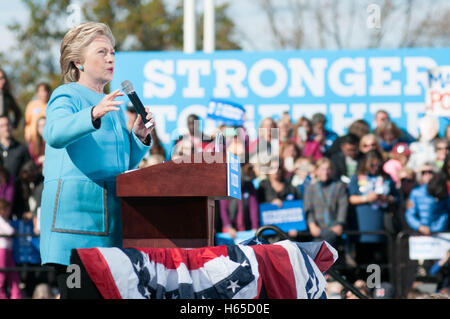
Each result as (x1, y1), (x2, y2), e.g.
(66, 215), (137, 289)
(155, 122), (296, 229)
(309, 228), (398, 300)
(394, 230), (450, 298)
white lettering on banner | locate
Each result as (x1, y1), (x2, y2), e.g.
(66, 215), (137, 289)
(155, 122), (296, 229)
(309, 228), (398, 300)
(369, 57), (401, 96)
(288, 58), (327, 97)
(330, 103), (367, 135)
(248, 59), (288, 98)
(177, 104), (208, 135)
(213, 59), (248, 98)
(403, 57), (437, 95)
(262, 208), (304, 224)
(328, 58), (366, 97)
(143, 60), (175, 98)
(177, 60), (210, 98)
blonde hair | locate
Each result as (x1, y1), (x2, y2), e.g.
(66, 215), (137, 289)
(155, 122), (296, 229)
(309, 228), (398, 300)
(60, 22), (115, 83)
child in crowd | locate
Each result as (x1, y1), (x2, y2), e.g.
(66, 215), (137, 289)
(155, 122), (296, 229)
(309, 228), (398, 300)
(0, 199), (22, 299)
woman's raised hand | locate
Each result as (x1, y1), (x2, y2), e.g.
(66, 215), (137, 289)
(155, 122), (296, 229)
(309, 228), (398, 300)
(92, 89), (123, 120)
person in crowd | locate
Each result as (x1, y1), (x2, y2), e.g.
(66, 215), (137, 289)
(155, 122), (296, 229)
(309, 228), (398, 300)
(11, 208), (42, 298)
(0, 68), (22, 129)
(292, 116), (322, 160)
(172, 114), (213, 156)
(416, 162), (437, 186)
(0, 165), (15, 207)
(39, 22), (154, 298)
(28, 116), (46, 172)
(310, 112), (338, 153)
(383, 142), (411, 186)
(375, 120), (406, 153)
(291, 156), (314, 198)
(442, 153), (450, 194)
(219, 163), (259, 239)
(405, 171), (449, 235)
(0, 199), (22, 299)
(433, 138), (449, 169)
(348, 150), (400, 273)
(407, 115), (440, 171)
(372, 110), (415, 144)
(445, 124), (450, 142)
(280, 140), (301, 181)
(398, 167), (417, 198)
(429, 250), (450, 293)
(0, 115), (31, 179)
(249, 117), (277, 156)
(13, 160), (43, 222)
(257, 161), (302, 238)
(359, 133), (385, 157)
(278, 113), (293, 143)
(24, 82), (51, 143)
(140, 128), (167, 167)
(325, 119), (370, 158)
(304, 158), (348, 247)
(397, 167), (418, 231)
(330, 133), (361, 184)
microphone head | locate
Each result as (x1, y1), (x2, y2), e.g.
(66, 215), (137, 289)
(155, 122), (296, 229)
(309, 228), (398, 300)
(121, 80), (134, 94)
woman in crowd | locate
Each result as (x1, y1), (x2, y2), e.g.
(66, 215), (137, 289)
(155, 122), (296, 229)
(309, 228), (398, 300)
(280, 140), (301, 181)
(348, 150), (400, 273)
(0, 68), (22, 129)
(258, 161), (302, 238)
(28, 116), (46, 172)
(359, 133), (384, 157)
(406, 170), (449, 235)
(24, 83), (51, 143)
(292, 116), (322, 160)
(375, 120), (404, 153)
(304, 158), (348, 247)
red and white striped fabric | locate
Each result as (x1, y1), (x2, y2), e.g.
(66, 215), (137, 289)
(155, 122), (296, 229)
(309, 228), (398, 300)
(75, 239), (337, 299)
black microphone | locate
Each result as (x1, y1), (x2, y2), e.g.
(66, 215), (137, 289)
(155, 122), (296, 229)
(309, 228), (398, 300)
(121, 80), (153, 129)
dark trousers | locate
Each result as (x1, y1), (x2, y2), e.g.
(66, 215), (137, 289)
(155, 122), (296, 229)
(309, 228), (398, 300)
(48, 258), (102, 299)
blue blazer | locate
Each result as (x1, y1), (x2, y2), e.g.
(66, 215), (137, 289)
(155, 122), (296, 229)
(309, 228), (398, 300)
(405, 184), (449, 232)
(40, 83), (151, 265)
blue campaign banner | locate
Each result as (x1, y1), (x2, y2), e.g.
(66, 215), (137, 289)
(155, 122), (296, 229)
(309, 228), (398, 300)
(227, 151), (241, 199)
(259, 200), (306, 234)
(207, 99), (245, 126)
(111, 48), (450, 158)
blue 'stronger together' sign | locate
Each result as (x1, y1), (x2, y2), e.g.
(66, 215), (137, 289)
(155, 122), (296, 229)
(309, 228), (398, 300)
(227, 152), (241, 200)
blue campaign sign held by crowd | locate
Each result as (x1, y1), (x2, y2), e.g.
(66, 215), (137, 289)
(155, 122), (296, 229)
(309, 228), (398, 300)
(112, 48), (450, 157)
(259, 200), (307, 234)
(207, 99), (245, 126)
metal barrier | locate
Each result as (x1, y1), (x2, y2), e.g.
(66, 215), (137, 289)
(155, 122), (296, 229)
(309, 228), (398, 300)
(394, 230), (450, 298)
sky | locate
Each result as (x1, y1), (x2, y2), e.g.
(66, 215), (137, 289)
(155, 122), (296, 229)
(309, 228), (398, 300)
(0, 0), (272, 54)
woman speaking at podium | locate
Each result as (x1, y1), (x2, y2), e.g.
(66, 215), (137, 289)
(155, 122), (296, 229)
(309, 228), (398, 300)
(39, 22), (154, 297)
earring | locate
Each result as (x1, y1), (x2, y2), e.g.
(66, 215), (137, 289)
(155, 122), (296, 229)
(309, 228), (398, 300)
(79, 66), (84, 71)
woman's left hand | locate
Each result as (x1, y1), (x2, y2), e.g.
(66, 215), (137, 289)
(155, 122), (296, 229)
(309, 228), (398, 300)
(133, 107), (155, 144)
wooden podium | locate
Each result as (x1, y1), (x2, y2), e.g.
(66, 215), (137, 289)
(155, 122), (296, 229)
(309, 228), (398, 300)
(116, 152), (231, 248)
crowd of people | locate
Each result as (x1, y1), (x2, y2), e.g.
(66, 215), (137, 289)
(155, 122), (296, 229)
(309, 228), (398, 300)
(162, 108), (450, 298)
(0, 62), (449, 299)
